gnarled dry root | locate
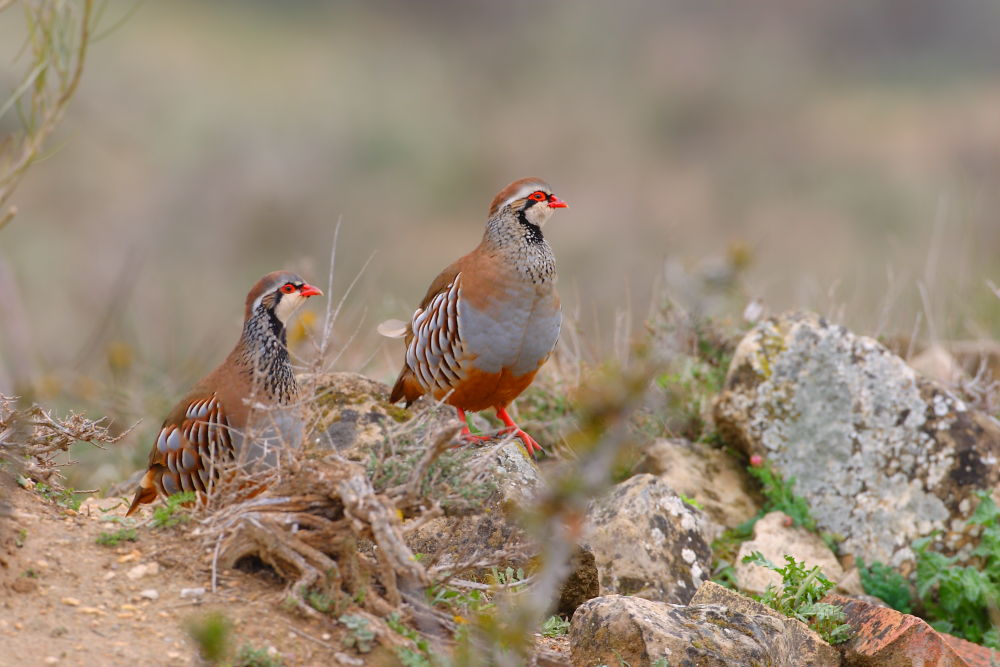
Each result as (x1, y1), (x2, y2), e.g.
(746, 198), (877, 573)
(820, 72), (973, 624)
(205, 454), (451, 642)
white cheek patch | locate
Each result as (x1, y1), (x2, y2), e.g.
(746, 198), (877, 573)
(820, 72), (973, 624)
(525, 204), (553, 228)
(274, 293), (305, 322)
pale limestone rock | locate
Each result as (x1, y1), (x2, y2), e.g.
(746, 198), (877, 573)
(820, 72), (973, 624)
(570, 584), (840, 667)
(582, 474), (711, 605)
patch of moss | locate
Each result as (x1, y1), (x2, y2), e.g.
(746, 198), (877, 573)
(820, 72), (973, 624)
(385, 404), (412, 423)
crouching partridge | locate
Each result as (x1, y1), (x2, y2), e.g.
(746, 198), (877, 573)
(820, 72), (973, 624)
(381, 177), (568, 456)
(126, 271), (323, 515)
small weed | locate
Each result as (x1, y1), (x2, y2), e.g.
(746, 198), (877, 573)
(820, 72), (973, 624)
(96, 528), (138, 547)
(742, 551), (853, 644)
(912, 490), (1000, 648)
(339, 613), (376, 653)
(746, 458), (815, 532)
(234, 644), (283, 667)
(15, 528), (27, 548)
(679, 493), (703, 510)
(387, 613), (432, 665)
(489, 565), (526, 589)
(541, 614), (570, 637)
(857, 558), (912, 614)
(427, 582), (492, 619)
(305, 588), (344, 616)
(22, 568), (38, 578)
(151, 491), (196, 529)
(185, 611), (231, 664)
(34, 482), (83, 511)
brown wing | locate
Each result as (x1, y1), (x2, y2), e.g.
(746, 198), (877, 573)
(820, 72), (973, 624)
(126, 393), (234, 515)
(389, 265), (465, 405)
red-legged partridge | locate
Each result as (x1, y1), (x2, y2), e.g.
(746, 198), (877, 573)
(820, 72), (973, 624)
(126, 271), (322, 515)
(382, 177), (568, 457)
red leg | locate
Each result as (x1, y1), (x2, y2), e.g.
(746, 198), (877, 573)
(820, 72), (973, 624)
(456, 407), (492, 443)
(496, 407), (544, 459)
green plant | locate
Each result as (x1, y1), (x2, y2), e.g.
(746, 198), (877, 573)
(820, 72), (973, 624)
(234, 644), (283, 667)
(541, 615), (570, 637)
(387, 613), (433, 666)
(185, 612), (231, 664)
(912, 490), (1000, 648)
(427, 583), (493, 620)
(489, 565), (527, 589)
(857, 558), (912, 614)
(304, 587), (345, 616)
(742, 551), (853, 645)
(15, 528), (27, 548)
(679, 493), (703, 510)
(96, 528), (137, 547)
(151, 491), (196, 528)
(746, 459), (816, 532)
(339, 614), (376, 653)
(34, 482), (83, 511)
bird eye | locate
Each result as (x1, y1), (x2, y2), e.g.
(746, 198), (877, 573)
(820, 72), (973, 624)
(280, 283), (296, 294)
(530, 191), (547, 201)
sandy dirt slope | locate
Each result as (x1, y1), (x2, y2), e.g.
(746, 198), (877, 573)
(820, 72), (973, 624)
(0, 472), (355, 667)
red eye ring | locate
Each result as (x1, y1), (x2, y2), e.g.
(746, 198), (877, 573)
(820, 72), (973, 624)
(280, 283), (296, 294)
(530, 191), (547, 201)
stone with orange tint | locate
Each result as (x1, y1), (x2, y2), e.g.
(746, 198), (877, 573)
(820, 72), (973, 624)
(827, 594), (999, 666)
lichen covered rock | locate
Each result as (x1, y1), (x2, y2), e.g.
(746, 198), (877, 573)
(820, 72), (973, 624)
(305, 372), (418, 460)
(582, 474), (712, 605)
(570, 584), (840, 667)
(714, 311), (1000, 569)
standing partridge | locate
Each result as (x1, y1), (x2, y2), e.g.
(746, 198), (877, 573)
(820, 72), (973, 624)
(126, 271), (323, 515)
(382, 177), (568, 456)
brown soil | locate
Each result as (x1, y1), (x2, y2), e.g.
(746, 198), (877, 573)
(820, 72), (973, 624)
(0, 470), (361, 666)
(0, 472), (571, 666)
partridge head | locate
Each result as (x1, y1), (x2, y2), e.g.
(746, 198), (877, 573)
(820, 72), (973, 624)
(384, 177), (568, 457)
(126, 271), (323, 515)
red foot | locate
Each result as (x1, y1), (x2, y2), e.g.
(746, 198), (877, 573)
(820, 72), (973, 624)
(496, 407), (545, 459)
(455, 408), (492, 445)
(452, 407), (545, 458)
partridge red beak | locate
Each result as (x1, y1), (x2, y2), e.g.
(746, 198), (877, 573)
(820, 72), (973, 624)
(298, 283), (323, 298)
(548, 195), (568, 209)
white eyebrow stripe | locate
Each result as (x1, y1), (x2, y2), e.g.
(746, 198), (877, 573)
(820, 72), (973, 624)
(498, 183), (548, 211)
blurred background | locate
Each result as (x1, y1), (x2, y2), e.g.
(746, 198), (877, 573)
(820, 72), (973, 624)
(2, 0), (1000, 487)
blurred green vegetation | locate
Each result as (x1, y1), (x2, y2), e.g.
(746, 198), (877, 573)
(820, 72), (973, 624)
(1, 0), (999, 490)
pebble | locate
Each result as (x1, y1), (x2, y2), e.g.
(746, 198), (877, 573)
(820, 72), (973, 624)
(139, 589), (159, 601)
(44, 658), (58, 665)
(179, 587), (205, 598)
(126, 562), (159, 580)
(321, 633), (332, 641)
(61, 597), (81, 607)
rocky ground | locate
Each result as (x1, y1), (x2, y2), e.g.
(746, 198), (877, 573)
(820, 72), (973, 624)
(4, 311), (1000, 666)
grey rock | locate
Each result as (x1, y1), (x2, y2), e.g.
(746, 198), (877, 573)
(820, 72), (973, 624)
(570, 584), (840, 667)
(714, 311), (1000, 570)
(582, 474), (712, 605)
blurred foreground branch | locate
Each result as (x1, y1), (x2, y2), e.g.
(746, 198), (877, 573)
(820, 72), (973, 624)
(0, 393), (130, 483)
(0, 0), (94, 231)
